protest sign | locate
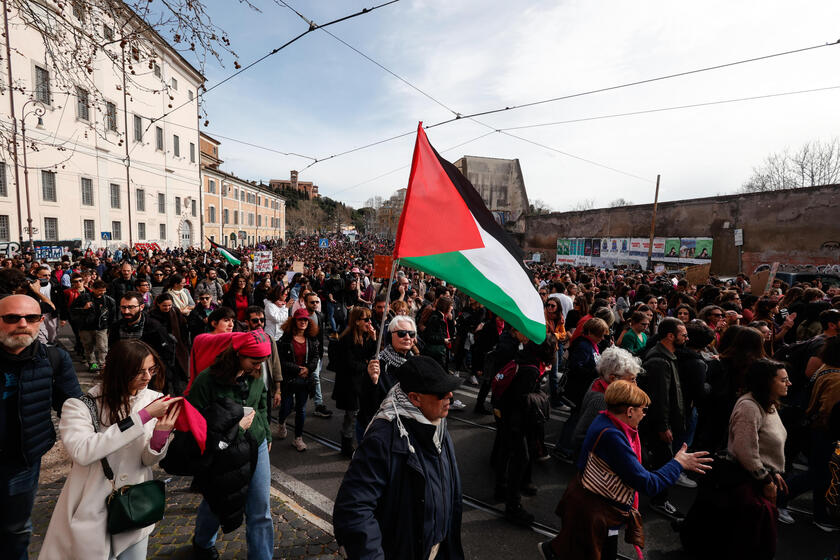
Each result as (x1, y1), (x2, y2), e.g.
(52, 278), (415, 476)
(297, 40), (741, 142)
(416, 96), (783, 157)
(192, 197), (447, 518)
(685, 263), (711, 286)
(253, 251), (272, 273)
(373, 255), (394, 279)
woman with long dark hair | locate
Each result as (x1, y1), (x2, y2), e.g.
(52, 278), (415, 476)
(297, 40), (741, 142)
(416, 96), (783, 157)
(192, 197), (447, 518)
(222, 274), (254, 322)
(150, 293), (191, 395)
(331, 306), (377, 456)
(166, 273), (195, 316)
(419, 296), (453, 369)
(188, 330), (274, 559)
(41, 340), (182, 559)
(277, 308), (320, 451)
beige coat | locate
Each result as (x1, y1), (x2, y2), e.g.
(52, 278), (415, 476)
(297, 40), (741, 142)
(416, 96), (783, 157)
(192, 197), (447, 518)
(39, 385), (172, 560)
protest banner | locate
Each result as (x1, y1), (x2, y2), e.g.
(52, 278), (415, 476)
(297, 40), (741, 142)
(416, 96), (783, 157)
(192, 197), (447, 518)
(373, 254), (394, 279)
(685, 263), (711, 286)
(292, 261), (304, 273)
(253, 251), (272, 273)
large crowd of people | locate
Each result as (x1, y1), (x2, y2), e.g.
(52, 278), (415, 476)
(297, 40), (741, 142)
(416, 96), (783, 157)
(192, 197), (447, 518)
(0, 233), (839, 559)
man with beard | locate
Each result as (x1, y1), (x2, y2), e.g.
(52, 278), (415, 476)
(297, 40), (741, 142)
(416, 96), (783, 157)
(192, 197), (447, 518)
(642, 317), (689, 519)
(0, 295), (80, 558)
(304, 292), (332, 419)
(108, 261), (136, 308)
(196, 268), (225, 306)
(107, 291), (174, 375)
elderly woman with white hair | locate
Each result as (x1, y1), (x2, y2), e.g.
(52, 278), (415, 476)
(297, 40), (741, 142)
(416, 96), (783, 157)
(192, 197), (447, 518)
(571, 346), (643, 455)
(358, 315), (419, 433)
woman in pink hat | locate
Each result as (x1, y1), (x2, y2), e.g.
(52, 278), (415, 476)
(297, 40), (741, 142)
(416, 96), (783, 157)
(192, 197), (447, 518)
(276, 308), (320, 451)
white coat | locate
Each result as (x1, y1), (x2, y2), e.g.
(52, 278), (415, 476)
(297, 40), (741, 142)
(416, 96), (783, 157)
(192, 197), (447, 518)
(39, 385), (171, 560)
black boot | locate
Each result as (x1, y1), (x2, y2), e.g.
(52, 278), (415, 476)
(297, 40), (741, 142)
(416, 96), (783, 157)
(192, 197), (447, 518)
(475, 379), (491, 410)
(340, 436), (354, 458)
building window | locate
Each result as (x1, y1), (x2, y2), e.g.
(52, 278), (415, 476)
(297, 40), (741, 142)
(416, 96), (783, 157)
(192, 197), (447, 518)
(110, 183), (120, 209)
(234, 188), (238, 199)
(188, 90), (194, 101)
(133, 115), (142, 141)
(105, 101), (117, 132)
(221, 184), (227, 196)
(41, 170), (56, 201)
(103, 24), (114, 41)
(257, 215), (261, 227)
(159, 223), (166, 239)
(223, 209), (229, 224)
(209, 206), (216, 223)
(35, 66), (50, 104)
(44, 217), (58, 241)
(157, 193), (165, 213)
(208, 179), (216, 194)
(112, 221), (121, 240)
(173, 135), (179, 157)
(80, 177), (94, 206)
(175, 196), (181, 215)
(233, 210), (238, 225)
(0, 215), (8, 241)
(248, 213), (254, 226)
(170, 77), (178, 90)
(76, 88), (89, 120)
(82, 219), (95, 240)
(191, 199), (197, 217)
(155, 126), (163, 150)
(190, 142), (195, 163)
(136, 188), (145, 211)
(153, 63), (161, 78)
(137, 222), (145, 240)
(0, 162), (7, 197)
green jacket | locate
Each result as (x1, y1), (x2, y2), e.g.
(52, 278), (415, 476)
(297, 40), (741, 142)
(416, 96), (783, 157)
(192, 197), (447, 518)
(188, 368), (270, 445)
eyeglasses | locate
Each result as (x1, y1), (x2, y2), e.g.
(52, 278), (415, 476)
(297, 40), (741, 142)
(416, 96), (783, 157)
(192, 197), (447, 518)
(250, 317), (266, 323)
(394, 330), (416, 338)
(198, 296), (211, 300)
(711, 313), (723, 318)
(72, 279), (84, 284)
(360, 317), (372, 322)
(135, 366), (159, 378)
(1, 313), (43, 324)
(119, 305), (140, 311)
(545, 304), (557, 309)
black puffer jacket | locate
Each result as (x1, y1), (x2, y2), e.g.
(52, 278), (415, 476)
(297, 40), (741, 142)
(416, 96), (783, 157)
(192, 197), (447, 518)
(195, 397), (258, 533)
(277, 332), (319, 390)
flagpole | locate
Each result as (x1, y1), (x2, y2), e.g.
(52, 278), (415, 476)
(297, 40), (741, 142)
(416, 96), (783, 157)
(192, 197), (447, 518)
(374, 257), (400, 356)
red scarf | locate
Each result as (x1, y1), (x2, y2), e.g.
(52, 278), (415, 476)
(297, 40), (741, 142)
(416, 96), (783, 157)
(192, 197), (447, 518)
(604, 410), (644, 560)
(592, 378), (609, 393)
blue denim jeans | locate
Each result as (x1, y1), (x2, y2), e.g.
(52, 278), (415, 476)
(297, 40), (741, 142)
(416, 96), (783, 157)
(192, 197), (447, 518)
(311, 359), (323, 406)
(0, 461), (41, 560)
(325, 301), (337, 333)
(279, 384), (309, 438)
(194, 440), (273, 559)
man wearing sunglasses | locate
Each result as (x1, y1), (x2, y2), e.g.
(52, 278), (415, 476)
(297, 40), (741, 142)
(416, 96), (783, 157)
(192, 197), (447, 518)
(0, 295), (81, 559)
(245, 306), (284, 427)
(334, 355), (464, 560)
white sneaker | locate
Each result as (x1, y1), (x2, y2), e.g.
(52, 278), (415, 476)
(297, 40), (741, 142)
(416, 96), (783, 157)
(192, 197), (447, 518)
(276, 422), (287, 439)
(675, 473), (698, 488)
(467, 375), (479, 386)
(292, 436), (307, 452)
(450, 399), (466, 410)
(777, 508), (794, 525)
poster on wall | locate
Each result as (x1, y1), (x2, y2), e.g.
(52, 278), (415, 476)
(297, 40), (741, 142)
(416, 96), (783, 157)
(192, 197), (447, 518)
(695, 238), (713, 260)
(583, 239), (593, 256)
(652, 237), (666, 258)
(680, 238), (696, 258)
(600, 239), (609, 256)
(557, 238), (570, 255)
(665, 238), (680, 258)
(592, 239), (601, 257)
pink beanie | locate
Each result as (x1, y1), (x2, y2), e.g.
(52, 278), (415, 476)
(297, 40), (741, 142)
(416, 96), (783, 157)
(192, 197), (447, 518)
(232, 329), (272, 358)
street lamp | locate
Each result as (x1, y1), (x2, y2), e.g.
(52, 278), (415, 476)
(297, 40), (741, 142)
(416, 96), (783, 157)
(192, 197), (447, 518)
(20, 98), (45, 253)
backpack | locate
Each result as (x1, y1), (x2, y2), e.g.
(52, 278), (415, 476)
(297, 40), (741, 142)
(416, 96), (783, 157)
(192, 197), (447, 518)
(490, 360), (518, 408)
(773, 335), (822, 387)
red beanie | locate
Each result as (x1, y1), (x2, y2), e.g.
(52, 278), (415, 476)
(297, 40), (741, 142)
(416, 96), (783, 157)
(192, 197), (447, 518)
(232, 329), (271, 358)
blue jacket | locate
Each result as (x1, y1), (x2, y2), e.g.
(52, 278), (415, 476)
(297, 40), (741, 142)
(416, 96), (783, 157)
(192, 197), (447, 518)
(7, 343), (81, 467)
(577, 413), (682, 499)
(333, 416), (464, 560)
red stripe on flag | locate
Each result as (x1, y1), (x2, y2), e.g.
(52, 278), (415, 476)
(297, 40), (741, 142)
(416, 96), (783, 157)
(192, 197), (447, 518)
(394, 123), (484, 259)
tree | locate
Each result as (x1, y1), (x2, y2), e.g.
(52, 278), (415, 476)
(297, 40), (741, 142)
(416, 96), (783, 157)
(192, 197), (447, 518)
(286, 199), (326, 234)
(609, 198), (633, 207)
(570, 198), (595, 211)
(528, 199), (553, 215)
(742, 138), (840, 192)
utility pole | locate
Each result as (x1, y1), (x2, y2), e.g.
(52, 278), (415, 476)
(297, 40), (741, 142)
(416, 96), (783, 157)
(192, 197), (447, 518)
(646, 174), (661, 271)
(3, 0), (23, 248)
(120, 43), (133, 246)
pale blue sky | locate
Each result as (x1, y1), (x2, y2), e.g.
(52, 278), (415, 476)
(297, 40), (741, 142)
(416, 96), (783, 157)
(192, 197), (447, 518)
(181, 0), (840, 210)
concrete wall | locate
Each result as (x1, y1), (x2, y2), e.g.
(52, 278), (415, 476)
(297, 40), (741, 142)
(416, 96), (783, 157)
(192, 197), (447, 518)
(522, 184), (840, 274)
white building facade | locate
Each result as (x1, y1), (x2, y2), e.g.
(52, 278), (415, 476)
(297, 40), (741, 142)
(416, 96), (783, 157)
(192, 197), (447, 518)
(0, 0), (204, 254)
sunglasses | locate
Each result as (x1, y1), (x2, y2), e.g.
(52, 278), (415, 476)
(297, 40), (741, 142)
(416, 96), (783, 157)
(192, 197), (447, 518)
(394, 330), (416, 338)
(360, 317), (372, 322)
(250, 317), (266, 323)
(1, 313), (43, 324)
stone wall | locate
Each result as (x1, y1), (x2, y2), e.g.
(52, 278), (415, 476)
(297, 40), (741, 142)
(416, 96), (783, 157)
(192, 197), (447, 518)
(522, 184), (840, 274)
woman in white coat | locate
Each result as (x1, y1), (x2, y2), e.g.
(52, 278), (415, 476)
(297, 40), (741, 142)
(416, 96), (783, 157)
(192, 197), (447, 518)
(39, 339), (183, 560)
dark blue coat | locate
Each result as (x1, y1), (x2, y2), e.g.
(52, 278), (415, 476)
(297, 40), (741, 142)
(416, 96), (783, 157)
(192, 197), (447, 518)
(333, 416), (465, 560)
(12, 343), (81, 466)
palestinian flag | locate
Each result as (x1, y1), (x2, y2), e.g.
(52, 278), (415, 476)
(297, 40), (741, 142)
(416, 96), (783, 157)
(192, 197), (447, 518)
(394, 124), (546, 343)
(206, 237), (242, 266)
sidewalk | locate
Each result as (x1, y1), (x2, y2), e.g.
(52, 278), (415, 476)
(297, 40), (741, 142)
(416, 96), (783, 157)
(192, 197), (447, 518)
(26, 334), (342, 559)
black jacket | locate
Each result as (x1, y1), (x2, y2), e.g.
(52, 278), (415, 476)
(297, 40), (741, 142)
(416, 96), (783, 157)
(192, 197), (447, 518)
(277, 332), (319, 389)
(69, 292), (117, 331)
(187, 306), (212, 342)
(194, 397), (258, 533)
(0, 342), (81, 467)
(334, 416), (464, 560)
(331, 335), (376, 411)
(642, 344), (686, 434)
(107, 314), (174, 368)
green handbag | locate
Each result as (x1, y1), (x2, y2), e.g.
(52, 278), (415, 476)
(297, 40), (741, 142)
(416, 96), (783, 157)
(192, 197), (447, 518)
(79, 395), (167, 534)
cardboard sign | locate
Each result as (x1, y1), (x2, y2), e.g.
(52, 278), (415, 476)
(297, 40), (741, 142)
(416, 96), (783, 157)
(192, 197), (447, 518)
(685, 263), (711, 286)
(750, 271), (770, 295)
(292, 261), (304, 273)
(253, 251), (273, 273)
(134, 242), (161, 252)
(373, 255), (394, 279)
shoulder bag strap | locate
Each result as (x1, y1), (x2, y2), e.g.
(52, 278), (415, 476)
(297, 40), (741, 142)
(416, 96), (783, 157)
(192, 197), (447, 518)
(589, 427), (610, 454)
(78, 394), (116, 484)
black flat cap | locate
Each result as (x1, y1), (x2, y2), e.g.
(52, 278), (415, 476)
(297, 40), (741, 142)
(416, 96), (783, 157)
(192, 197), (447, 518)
(396, 356), (463, 395)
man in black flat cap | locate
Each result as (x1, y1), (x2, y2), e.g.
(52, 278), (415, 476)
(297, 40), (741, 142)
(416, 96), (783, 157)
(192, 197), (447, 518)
(333, 356), (465, 560)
